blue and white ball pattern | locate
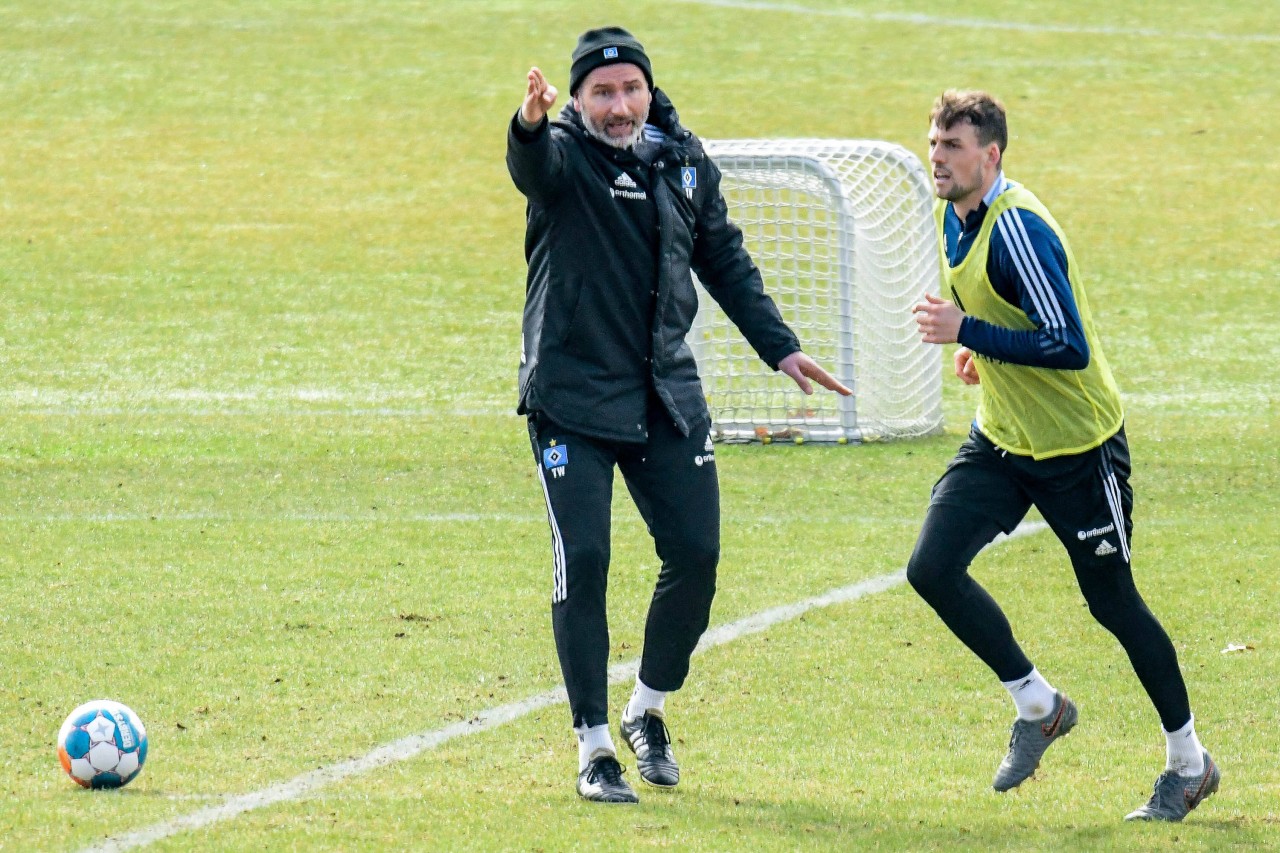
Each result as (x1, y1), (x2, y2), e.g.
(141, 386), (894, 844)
(57, 700), (148, 789)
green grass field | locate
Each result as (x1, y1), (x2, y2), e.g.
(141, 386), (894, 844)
(2, 1), (1277, 850)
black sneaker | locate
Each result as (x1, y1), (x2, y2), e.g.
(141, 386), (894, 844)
(620, 710), (680, 788)
(576, 753), (638, 804)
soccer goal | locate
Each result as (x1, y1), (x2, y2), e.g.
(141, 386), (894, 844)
(693, 139), (944, 444)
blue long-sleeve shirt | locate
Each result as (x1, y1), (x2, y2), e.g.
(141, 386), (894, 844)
(943, 174), (1089, 369)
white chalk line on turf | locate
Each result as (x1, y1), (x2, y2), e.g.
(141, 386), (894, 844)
(0, 513), (914, 525)
(678, 0), (1280, 43)
(0, 512), (545, 525)
(3, 388), (1264, 419)
(81, 521), (1048, 853)
(0, 388), (508, 418)
(4, 406), (508, 418)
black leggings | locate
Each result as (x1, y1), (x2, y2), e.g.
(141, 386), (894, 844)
(906, 429), (1192, 732)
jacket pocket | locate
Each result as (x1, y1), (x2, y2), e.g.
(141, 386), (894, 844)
(561, 275), (611, 360)
(551, 274), (584, 348)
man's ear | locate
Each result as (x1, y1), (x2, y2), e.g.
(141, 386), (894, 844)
(986, 142), (1002, 170)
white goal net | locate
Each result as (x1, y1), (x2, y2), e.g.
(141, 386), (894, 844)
(693, 139), (944, 443)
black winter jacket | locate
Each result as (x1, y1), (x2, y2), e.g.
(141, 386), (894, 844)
(506, 89), (800, 443)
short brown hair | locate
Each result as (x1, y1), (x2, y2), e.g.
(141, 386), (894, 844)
(930, 89), (1008, 155)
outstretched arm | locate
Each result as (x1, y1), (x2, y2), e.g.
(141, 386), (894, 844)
(507, 67), (566, 202)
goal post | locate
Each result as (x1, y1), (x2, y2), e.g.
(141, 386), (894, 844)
(693, 139), (944, 444)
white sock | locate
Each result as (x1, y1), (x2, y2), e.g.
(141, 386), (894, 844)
(624, 678), (667, 722)
(575, 724), (615, 772)
(1001, 667), (1058, 721)
(1164, 716), (1206, 776)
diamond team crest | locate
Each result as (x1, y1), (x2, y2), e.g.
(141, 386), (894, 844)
(542, 444), (569, 479)
(681, 166), (697, 199)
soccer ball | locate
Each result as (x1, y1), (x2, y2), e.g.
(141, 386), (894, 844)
(57, 700), (148, 789)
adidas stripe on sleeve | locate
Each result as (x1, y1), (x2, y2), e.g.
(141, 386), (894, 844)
(958, 207), (1090, 369)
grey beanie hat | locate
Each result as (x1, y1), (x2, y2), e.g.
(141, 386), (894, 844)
(569, 26), (653, 95)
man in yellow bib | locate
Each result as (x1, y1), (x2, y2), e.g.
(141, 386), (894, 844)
(909, 89), (1219, 821)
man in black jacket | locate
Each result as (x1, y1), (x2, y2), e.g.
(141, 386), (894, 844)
(508, 26), (849, 804)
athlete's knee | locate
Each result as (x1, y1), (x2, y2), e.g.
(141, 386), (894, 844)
(1085, 588), (1148, 631)
(564, 533), (608, 562)
(1081, 594), (1120, 632)
(558, 538), (610, 594)
(678, 544), (719, 591)
(904, 553), (929, 593)
(688, 536), (720, 571)
(907, 507), (998, 604)
(659, 529), (719, 574)
(1074, 554), (1144, 629)
(650, 540), (718, 619)
(906, 553), (960, 605)
(906, 558), (957, 604)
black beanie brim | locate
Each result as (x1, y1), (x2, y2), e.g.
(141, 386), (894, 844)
(569, 27), (653, 95)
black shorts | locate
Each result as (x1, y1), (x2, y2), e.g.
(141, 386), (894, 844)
(930, 424), (1133, 567)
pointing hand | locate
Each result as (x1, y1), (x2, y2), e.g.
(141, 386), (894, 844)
(521, 67), (559, 126)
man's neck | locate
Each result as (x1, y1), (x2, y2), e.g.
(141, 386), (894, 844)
(952, 171), (1004, 221)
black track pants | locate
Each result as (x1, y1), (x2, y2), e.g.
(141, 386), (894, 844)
(905, 426), (1192, 731)
(528, 410), (720, 730)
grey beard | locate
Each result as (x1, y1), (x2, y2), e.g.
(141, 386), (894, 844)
(582, 112), (645, 150)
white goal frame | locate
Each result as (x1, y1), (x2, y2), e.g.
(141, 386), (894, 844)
(692, 139), (944, 444)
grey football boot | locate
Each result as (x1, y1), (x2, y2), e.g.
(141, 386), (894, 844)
(1125, 751), (1220, 821)
(619, 710), (680, 787)
(992, 692), (1078, 791)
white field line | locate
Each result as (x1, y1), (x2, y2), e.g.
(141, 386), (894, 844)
(0, 512), (545, 524)
(80, 521), (1048, 853)
(4, 401), (1260, 418)
(0, 513), (914, 525)
(2, 389), (422, 404)
(677, 0), (1280, 43)
(0, 389), (508, 418)
(1, 388), (1266, 418)
(8, 408), (508, 418)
